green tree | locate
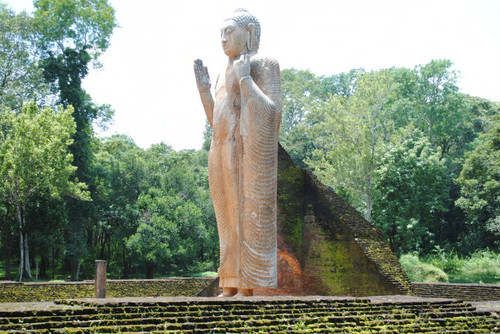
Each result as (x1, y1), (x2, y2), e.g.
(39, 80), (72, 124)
(387, 62), (500, 252)
(306, 70), (395, 220)
(455, 116), (500, 250)
(388, 60), (472, 159)
(33, 0), (116, 59)
(279, 68), (363, 167)
(126, 145), (217, 278)
(372, 128), (450, 254)
(34, 0), (117, 280)
(0, 3), (48, 110)
(0, 102), (89, 281)
(126, 202), (180, 279)
(0, 198), (16, 280)
(92, 135), (146, 278)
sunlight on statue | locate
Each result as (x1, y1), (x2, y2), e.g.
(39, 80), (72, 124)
(194, 9), (282, 297)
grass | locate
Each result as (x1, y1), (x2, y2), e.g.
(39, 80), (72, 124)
(400, 250), (500, 284)
(183, 271), (218, 278)
(400, 254), (449, 283)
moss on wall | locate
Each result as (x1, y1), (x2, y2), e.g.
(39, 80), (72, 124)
(277, 149), (305, 255)
(0, 278), (215, 303)
(413, 282), (500, 301)
(275, 144), (412, 296)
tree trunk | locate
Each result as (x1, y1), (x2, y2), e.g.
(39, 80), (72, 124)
(39, 256), (46, 279)
(23, 231), (31, 278)
(70, 259), (81, 281)
(4, 244), (12, 280)
(18, 230), (24, 282)
(76, 260), (81, 281)
(2, 232), (13, 280)
(52, 247), (56, 281)
(16, 204), (32, 281)
(122, 248), (129, 279)
(146, 264), (154, 279)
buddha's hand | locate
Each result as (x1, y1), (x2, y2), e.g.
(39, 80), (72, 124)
(194, 59), (211, 92)
(233, 54), (251, 81)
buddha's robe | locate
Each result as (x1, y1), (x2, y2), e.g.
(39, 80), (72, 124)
(209, 55), (281, 289)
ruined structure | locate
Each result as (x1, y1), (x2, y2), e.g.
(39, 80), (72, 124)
(264, 145), (413, 296)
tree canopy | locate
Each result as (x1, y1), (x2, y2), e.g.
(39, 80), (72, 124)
(0, 102), (89, 280)
(0, 0), (498, 281)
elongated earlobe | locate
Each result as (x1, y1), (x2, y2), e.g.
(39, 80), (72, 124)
(247, 23), (254, 51)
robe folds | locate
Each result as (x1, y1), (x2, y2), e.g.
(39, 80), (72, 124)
(209, 56), (281, 289)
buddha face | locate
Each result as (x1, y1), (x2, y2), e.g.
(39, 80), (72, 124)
(221, 20), (248, 58)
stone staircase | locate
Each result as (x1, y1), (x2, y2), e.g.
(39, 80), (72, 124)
(0, 296), (497, 333)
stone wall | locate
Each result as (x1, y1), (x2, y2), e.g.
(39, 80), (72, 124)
(0, 278), (215, 303)
(263, 145), (413, 296)
(412, 282), (500, 301)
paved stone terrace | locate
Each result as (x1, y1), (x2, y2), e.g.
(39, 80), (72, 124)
(0, 295), (498, 333)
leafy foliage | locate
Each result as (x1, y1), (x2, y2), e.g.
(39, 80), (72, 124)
(373, 129), (450, 255)
(411, 249), (500, 284)
(0, 1), (498, 281)
(0, 4), (48, 110)
(0, 102), (89, 280)
(0, 102), (89, 204)
(399, 254), (449, 283)
(455, 116), (500, 248)
(306, 70), (395, 219)
(33, 0), (117, 60)
(281, 60), (498, 256)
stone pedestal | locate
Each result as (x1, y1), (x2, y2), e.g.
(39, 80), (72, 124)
(95, 260), (107, 298)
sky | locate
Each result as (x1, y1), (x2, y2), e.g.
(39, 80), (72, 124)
(5, 0), (500, 150)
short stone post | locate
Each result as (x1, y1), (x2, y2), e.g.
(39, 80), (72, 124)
(95, 260), (107, 298)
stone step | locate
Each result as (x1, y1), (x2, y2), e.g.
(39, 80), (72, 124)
(0, 297), (497, 333)
(0, 305), (428, 326)
(2, 311), (496, 333)
(0, 311), (417, 331)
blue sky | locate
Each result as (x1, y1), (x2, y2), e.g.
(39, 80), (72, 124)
(5, 0), (500, 150)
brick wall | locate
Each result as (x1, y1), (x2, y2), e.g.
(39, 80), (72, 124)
(274, 145), (412, 296)
(412, 282), (500, 301)
(0, 277), (216, 303)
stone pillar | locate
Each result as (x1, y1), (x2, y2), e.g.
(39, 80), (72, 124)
(95, 260), (107, 298)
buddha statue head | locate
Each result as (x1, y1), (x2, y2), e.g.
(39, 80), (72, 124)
(221, 9), (261, 58)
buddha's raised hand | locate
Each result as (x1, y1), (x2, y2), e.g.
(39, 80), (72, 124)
(194, 59), (211, 92)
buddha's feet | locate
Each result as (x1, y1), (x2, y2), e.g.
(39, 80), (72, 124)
(234, 289), (254, 297)
(217, 287), (238, 297)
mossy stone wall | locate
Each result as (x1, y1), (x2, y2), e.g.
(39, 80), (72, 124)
(272, 145), (412, 296)
(0, 278), (215, 303)
(413, 282), (500, 301)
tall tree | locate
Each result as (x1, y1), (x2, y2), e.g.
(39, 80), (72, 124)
(34, 0), (117, 280)
(127, 145), (217, 278)
(388, 60), (471, 158)
(0, 3), (48, 110)
(280, 68), (363, 166)
(372, 128), (450, 254)
(92, 135), (146, 278)
(455, 116), (500, 250)
(33, 0), (116, 58)
(0, 102), (89, 281)
(306, 70), (395, 220)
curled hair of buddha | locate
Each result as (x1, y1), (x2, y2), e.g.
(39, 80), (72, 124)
(225, 8), (261, 51)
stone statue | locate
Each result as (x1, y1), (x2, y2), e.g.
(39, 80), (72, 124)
(194, 9), (282, 297)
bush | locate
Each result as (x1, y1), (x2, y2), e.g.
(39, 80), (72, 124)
(400, 254), (449, 283)
(421, 249), (500, 284)
(424, 247), (462, 274)
(452, 250), (500, 284)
